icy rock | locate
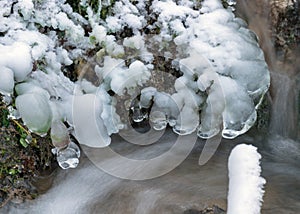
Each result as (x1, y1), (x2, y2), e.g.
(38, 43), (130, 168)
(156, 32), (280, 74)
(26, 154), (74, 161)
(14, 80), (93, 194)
(0, 42), (32, 82)
(16, 93), (52, 136)
(0, 66), (14, 95)
(56, 141), (80, 169)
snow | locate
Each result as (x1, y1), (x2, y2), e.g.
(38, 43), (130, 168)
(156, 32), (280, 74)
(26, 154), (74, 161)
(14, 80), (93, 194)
(16, 0), (34, 21)
(0, 42), (32, 82)
(227, 144), (266, 214)
(0, 0), (271, 168)
(0, 66), (14, 95)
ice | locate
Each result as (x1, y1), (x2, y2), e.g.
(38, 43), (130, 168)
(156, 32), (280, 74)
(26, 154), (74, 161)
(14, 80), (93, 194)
(227, 144), (266, 214)
(123, 34), (144, 50)
(16, 0), (34, 21)
(51, 120), (70, 148)
(12, 30), (51, 61)
(15, 82), (50, 97)
(0, 66), (14, 95)
(172, 89), (201, 135)
(219, 76), (257, 138)
(72, 94), (111, 148)
(55, 141), (80, 169)
(200, 0), (223, 13)
(197, 81), (224, 139)
(90, 25), (107, 44)
(110, 60), (150, 95)
(149, 110), (167, 131)
(140, 87), (156, 108)
(0, 0), (271, 169)
(0, 42), (32, 82)
(16, 93), (52, 136)
(131, 102), (147, 123)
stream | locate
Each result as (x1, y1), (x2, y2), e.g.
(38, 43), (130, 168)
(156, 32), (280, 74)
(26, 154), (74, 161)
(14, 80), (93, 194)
(2, 129), (300, 214)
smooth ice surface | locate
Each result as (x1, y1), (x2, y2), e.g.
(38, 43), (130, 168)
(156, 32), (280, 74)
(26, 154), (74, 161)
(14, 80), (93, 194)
(51, 120), (70, 148)
(72, 94), (111, 148)
(0, 66), (14, 95)
(227, 144), (266, 214)
(16, 93), (52, 136)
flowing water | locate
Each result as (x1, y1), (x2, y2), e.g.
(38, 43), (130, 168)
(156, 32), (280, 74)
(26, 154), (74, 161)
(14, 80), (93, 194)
(2, 1), (300, 214)
(2, 131), (300, 214)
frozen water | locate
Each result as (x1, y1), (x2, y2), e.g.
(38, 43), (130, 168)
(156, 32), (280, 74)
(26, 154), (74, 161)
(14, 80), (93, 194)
(72, 94), (111, 148)
(0, 66), (14, 95)
(16, 93), (52, 136)
(55, 141), (80, 170)
(149, 111), (168, 131)
(0, 0), (270, 169)
(51, 120), (71, 148)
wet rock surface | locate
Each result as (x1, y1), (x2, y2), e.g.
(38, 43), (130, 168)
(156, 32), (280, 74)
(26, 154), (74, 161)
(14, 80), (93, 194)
(184, 205), (226, 214)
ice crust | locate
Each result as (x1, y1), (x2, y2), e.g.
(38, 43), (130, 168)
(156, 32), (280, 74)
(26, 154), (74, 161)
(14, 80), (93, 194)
(0, 0), (270, 167)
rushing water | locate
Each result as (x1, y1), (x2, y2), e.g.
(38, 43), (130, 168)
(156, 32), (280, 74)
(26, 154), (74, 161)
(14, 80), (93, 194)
(2, 130), (300, 214)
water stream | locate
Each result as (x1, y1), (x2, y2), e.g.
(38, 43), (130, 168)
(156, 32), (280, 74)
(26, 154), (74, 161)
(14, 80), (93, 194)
(2, 130), (300, 214)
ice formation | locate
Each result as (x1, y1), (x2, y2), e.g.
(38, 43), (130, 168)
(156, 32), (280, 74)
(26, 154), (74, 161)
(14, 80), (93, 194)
(227, 144), (266, 214)
(0, 0), (270, 168)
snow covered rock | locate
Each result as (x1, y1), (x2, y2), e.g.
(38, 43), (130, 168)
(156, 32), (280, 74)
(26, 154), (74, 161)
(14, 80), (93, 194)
(227, 144), (266, 214)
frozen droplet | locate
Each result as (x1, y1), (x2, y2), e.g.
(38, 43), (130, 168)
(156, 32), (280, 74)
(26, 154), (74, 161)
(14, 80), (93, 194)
(51, 120), (70, 148)
(150, 111), (167, 131)
(56, 141), (80, 169)
(131, 106), (148, 122)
